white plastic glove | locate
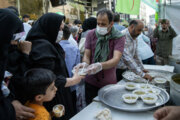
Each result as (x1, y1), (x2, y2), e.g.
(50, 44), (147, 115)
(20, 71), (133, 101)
(85, 62), (102, 75)
(73, 62), (89, 70)
(72, 62), (89, 75)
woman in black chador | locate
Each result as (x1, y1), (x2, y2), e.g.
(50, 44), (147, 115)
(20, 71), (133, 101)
(0, 9), (24, 120)
(26, 13), (84, 120)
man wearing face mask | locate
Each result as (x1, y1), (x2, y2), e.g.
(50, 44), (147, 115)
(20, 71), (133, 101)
(153, 19), (177, 65)
(81, 9), (125, 104)
(117, 20), (153, 81)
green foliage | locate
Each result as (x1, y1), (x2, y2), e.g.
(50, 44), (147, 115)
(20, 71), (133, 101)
(20, 0), (43, 17)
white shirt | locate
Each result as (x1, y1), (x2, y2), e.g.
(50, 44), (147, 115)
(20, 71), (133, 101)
(20, 23), (31, 41)
(68, 34), (78, 47)
(137, 33), (154, 60)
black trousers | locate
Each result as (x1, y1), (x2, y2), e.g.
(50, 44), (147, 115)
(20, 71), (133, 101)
(116, 69), (126, 81)
(85, 82), (100, 105)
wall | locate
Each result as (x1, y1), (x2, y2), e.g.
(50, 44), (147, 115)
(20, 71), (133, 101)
(0, 0), (15, 8)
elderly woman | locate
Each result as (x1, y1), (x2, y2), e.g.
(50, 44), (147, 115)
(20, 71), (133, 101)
(25, 13), (84, 120)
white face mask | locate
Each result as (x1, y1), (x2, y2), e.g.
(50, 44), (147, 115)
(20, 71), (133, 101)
(56, 31), (63, 43)
(144, 31), (148, 35)
(96, 25), (108, 35)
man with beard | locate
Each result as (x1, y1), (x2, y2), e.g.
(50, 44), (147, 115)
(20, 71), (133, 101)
(116, 20), (152, 81)
(153, 19), (177, 65)
(80, 9), (125, 104)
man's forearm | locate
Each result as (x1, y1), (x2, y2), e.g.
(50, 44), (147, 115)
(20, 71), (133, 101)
(82, 49), (91, 64)
(101, 58), (119, 70)
(82, 55), (90, 64)
(101, 51), (122, 70)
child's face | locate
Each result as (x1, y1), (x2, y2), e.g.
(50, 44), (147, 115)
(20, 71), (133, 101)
(43, 81), (57, 102)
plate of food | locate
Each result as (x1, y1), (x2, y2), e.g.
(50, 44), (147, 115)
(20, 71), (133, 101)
(132, 89), (147, 98)
(122, 69), (174, 83)
(141, 94), (158, 105)
(154, 77), (167, 84)
(122, 94), (138, 104)
(72, 68), (87, 76)
(125, 82), (137, 91)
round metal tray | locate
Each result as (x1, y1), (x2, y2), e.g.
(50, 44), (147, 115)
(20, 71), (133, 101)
(98, 84), (169, 112)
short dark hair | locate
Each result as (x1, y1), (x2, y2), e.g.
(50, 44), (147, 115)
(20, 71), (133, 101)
(97, 9), (114, 23)
(23, 68), (56, 101)
(23, 14), (30, 19)
(161, 19), (167, 24)
(113, 13), (120, 22)
(63, 25), (71, 40)
(73, 19), (82, 25)
(129, 20), (138, 26)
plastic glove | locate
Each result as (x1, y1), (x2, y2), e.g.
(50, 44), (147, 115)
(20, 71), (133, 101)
(85, 62), (102, 75)
(73, 62), (89, 70)
(72, 62), (89, 75)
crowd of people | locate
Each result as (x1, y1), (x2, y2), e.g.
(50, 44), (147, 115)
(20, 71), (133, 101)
(0, 6), (179, 120)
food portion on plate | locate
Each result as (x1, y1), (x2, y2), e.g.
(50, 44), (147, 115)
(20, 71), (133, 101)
(146, 88), (161, 95)
(141, 94), (158, 105)
(122, 71), (147, 83)
(72, 68), (87, 76)
(122, 94), (138, 104)
(139, 84), (152, 89)
(132, 89), (146, 98)
(125, 82), (136, 90)
(154, 77), (167, 84)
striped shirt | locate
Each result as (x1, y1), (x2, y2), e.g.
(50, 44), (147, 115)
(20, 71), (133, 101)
(117, 28), (145, 77)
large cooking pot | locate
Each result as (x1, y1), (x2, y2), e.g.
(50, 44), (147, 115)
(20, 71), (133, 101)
(169, 55), (180, 73)
(170, 73), (180, 105)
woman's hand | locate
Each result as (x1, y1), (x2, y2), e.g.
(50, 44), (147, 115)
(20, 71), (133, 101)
(12, 100), (35, 120)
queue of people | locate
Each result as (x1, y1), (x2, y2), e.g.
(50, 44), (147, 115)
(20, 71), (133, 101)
(0, 6), (179, 120)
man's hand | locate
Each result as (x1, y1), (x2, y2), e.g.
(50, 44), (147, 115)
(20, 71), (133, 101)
(12, 100), (35, 120)
(17, 41), (32, 55)
(73, 62), (89, 71)
(154, 106), (180, 120)
(143, 69), (149, 73)
(143, 73), (153, 81)
(85, 62), (102, 75)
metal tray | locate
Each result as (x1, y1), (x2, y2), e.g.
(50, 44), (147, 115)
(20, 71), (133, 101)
(98, 84), (169, 112)
(122, 69), (175, 82)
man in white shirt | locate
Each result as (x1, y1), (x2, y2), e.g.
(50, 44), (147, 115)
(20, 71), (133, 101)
(137, 33), (155, 64)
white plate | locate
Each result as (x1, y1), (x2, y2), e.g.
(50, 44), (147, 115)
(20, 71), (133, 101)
(122, 94), (138, 104)
(125, 82), (136, 90)
(132, 89), (147, 98)
(141, 94), (158, 105)
(154, 77), (167, 84)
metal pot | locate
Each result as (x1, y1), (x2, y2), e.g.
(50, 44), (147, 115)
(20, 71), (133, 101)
(170, 73), (180, 105)
(169, 55), (180, 73)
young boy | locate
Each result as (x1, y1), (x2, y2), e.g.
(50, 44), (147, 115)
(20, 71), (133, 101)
(23, 68), (57, 120)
